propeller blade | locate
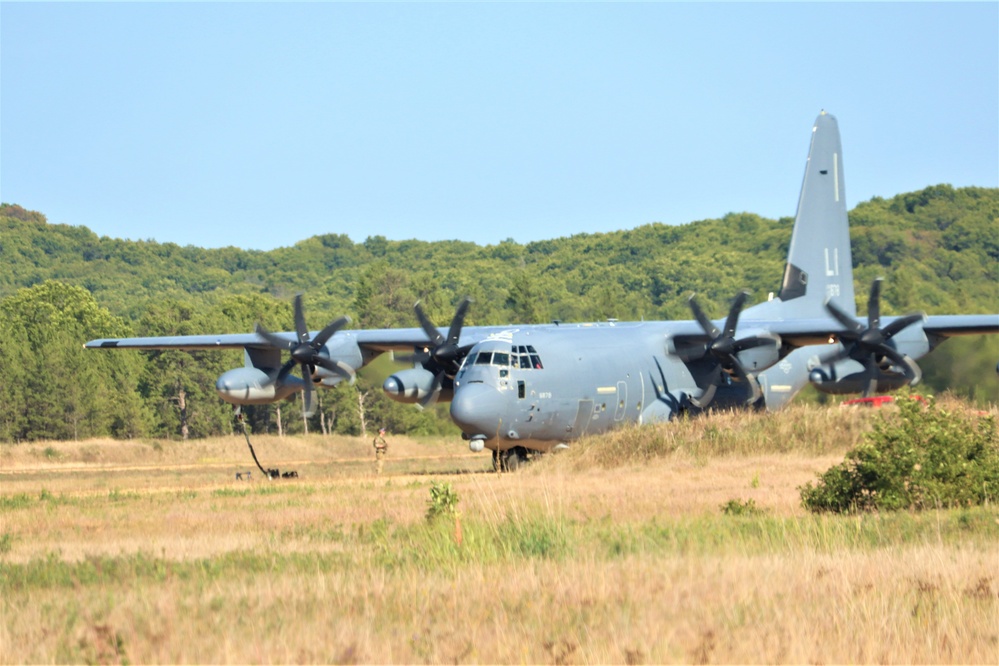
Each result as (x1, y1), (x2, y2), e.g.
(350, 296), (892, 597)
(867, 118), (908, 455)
(689, 382), (718, 409)
(867, 278), (883, 330)
(722, 291), (750, 339)
(825, 299), (865, 338)
(726, 357), (762, 405)
(863, 373), (878, 398)
(878, 345), (922, 386)
(407, 298), (474, 379)
(854, 352), (878, 398)
(302, 370), (315, 417)
(313, 356), (356, 384)
(264, 358), (297, 386)
(730, 334), (779, 354)
(881, 312), (925, 340)
(445, 297), (472, 347)
(293, 294), (309, 344)
(311, 315), (351, 349)
(417, 371), (444, 409)
(255, 324), (295, 350)
(414, 301), (445, 347)
(688, 294), (720, 339)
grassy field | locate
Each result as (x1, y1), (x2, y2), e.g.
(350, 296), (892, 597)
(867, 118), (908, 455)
(2, 402), (997, 664)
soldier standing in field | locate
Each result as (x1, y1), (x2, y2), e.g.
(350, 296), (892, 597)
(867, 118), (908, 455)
(373, 427), (388, 475)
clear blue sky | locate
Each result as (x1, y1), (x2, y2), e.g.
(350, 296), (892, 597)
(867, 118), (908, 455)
(3, 2), (997, 251)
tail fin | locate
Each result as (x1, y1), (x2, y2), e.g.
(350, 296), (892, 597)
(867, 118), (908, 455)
(753, 111), (856, 319)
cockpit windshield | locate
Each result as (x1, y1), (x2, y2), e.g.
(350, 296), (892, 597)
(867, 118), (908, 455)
(462, 345), (543, 370)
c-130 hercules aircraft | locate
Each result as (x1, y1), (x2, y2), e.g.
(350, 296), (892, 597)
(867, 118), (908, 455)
(87, 112), (998, 469)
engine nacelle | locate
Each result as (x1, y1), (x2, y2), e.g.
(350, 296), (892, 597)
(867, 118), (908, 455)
(383, 367), (437, 404)
(216, 367), (301, 406)
(808, 362), (913, 395)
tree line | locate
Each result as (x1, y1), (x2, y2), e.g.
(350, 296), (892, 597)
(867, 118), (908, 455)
(1, 184), (996, 441)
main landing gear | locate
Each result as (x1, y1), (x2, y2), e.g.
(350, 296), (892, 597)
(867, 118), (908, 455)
(493, 446), (530, 473)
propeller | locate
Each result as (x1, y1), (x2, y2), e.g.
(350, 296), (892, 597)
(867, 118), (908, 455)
(822, 278), (925, 397)
(255, 294), (353, 417)
(397, 297), (473, 407)
(684, 291), (773, 408)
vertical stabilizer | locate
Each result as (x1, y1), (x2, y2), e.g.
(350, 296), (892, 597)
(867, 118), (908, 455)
(754, 112), (856, 320)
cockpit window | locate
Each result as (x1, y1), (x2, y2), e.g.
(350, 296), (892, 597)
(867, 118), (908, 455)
(510, 345), (544, 369)
(462, 344), (544, 372)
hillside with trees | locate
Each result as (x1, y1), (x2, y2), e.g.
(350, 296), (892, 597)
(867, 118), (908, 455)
(1, 184), (996, 441)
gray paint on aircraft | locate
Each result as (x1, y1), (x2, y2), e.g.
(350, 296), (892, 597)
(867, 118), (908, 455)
(85, 112), (999, 456)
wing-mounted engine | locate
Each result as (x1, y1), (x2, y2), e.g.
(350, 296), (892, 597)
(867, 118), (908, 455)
(810, 278), (927, 397)
(675, 291), (780, 408)
(216, 356), (301, 407)
(383, 367), (439, 405)
(384, 298), (473, 407)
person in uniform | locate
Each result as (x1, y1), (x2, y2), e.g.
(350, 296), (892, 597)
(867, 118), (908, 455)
(373, 427), (388, 475)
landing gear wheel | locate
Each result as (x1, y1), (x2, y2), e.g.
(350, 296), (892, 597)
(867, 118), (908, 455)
(502, 446), (529, 472)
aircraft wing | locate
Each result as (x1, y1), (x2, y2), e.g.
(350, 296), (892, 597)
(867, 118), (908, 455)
(729, 313), (999, 349)
(922, 314), (999, 337)
(86, 314), (997, 353)
(84, 325), (517, 353)
(86, 332), (274, 350)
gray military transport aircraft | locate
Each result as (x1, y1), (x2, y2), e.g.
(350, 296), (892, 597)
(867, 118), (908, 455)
(87, 112), (998, 469)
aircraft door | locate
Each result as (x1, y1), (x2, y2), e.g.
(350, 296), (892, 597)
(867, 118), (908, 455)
(572, 399), (594, 436)
(614, 381), (627, 421)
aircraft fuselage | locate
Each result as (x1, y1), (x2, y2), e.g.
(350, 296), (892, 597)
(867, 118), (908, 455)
(448, 322), (756, 452)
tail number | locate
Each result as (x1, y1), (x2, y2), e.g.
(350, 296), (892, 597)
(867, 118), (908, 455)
(824, 247), (839, 277)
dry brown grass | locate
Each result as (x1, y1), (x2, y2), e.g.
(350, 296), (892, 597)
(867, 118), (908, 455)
(2, 403), (998, 664)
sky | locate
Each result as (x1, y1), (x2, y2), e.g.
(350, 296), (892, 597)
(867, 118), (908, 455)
(2, 2), (997, 251)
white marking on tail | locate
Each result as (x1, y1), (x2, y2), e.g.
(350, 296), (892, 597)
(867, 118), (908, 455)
(824, 247), (839, 276)
(834, 153), (840, 202)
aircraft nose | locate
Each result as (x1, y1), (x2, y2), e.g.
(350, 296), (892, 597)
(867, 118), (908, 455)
(450, 383), (507, 437)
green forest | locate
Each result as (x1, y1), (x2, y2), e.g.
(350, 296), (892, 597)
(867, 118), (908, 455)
(1, 184), (997, 442)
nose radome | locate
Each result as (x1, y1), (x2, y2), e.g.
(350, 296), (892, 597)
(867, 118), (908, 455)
(450, 383), (507, 437)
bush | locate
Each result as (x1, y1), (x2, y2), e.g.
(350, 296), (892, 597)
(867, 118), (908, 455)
(800, 394), (999, 513)
(720, 498), (763, 516)
(425, 481), (460, 522)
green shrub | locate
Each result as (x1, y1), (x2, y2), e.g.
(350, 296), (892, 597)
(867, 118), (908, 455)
(800, 394), (999, 513)
(720, 498), (763, 516)
(425, 481), (459, 522)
